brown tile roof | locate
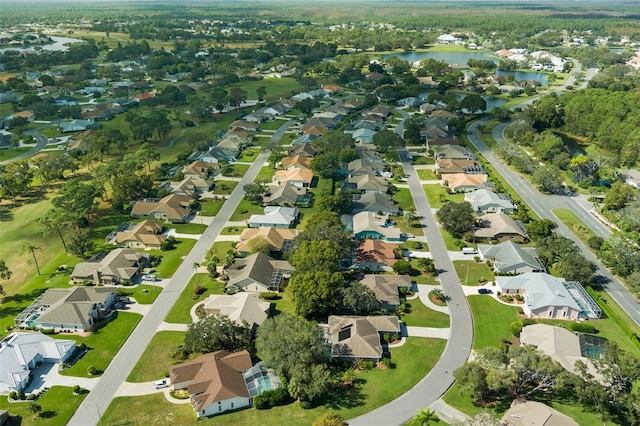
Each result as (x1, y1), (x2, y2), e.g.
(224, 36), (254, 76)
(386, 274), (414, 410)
(183, 161), (219, 179)
(236, 227), (297, 254)
(273, 167), (313, 185)
(115, 220), (166, 247)
(445, 173), (488, 191)
(329, 315), (401, 359)
(130, 194), (192, 222)
(436, 158), (484, 174)
(355, 239), (399, 267)
(281, 155), (311, 169)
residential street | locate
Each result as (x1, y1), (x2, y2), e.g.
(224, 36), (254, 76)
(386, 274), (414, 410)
(67, 151), (270, 426)
(349, 147), (473, 426)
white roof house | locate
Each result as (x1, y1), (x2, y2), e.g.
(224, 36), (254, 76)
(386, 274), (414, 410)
(464, 189), (515, 214)
(248, 206), (298, 228)
(201, 293), (270, 328)
(0, 332), (76, 393)
(495, 273), (602, 320)
(478, 241), (545, 274)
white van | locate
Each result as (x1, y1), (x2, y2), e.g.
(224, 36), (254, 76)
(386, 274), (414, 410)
(462, 247), (477, 255)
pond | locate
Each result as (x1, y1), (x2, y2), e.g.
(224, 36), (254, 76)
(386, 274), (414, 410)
(555, 132), (586, 157)
(446, 92), (508, 111)
(0, 35), (83, 54)
(384, 51), (548, 85)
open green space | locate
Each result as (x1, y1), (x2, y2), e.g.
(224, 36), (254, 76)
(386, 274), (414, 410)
(453, 260), (493, 286)
(253, 165), (276, 184)
(401, 240), (429, 252)
(148, 239), (197, 278)
(552, 208), (597, 246)
(226, 163), (249, 178)
(212, 180), (238, 195)
(0, 147), (31, 161)
(207, 241), (236, 262)
(237, 148), (260, 162)
(400, 299), (450, 328)
(416, 169), (439, 180)
(392, 187), (415, 211)
(117, 284), (162, 305)
(439, 228), (462, 251)
(423, 184), (464, 209)
(411, 155), (435, 165)
(269, 286), (296, 316)
(171, 223), (207, 234)
(220, 225), (244, 235)
(127, 331), (188, 382)
(58, 311), (142, 377)
(229, 198), (263, 221)
(103, 337), (446, 426)
(165, 274), (225, 324)
(467, 296), (520, 349)
(198, 199), (225, 216)
(0, 386), (87, 426)
(228, 78), (302, 102)
(408, 268), (440, 285)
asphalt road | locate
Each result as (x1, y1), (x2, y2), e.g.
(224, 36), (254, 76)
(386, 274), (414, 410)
(68, 151), (270, 426)
(1, 120), (62, 165)
(467, 121), (640, 326)
(349, 145), (473, 423)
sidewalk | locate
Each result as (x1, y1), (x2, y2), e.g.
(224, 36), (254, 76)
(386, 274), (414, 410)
(429, 398), (470, 425)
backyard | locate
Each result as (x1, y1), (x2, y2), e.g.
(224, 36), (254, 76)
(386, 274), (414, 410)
(0, 386), (87, 426)
(467, 296), (520, 349)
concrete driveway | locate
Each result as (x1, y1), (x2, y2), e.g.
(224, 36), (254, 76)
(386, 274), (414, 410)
(26, 362), (99, 394)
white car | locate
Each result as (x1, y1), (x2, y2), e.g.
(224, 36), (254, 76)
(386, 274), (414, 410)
(154, 379), (169, 389)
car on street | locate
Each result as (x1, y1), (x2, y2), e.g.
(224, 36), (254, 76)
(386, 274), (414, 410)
(477, 288), (492, 294)
(154, 379), (169, 389)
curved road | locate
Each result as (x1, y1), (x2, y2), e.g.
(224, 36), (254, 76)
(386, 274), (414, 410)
(0, 130), (48, 165)
(350, 111), (473, 425)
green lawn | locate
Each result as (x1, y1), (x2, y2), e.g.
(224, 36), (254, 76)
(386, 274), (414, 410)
(392, 187), (415, 211)
(552, 208), (598, 246)
(467, 296), (520, 349)
(228, 78), (302, 102)
(226, 163), (250, 178)
(58, 311), (142, 377)
(401, 240), (429, 252)
(0, 386), (87, 426)
(412, 155), (435, 165)
(237, 148), (260, 162)
(0, 147), (31, 162)
(401, 299), (450, 328)
(148, 239), (197, 278)
(171, 223), (207, 234)
(117, 284), (162, 304)
(453, 260), (493, 286)
(165, 274), (225, 324)
(416, 169), (439, 180)
(198, 199), (225, 216)
(220, 225), (245, 235)
(423, 185), (464, 209)
(229, 198), (263, 221)
(269, 286), (297, 316)
(103, 337), (446, 426)
(212, 180), (238, 195)
(253, 165), (276, 184)
(127, 331), (188, 382)
(439, 228), (462, 251)
(208, 241), (236, 261)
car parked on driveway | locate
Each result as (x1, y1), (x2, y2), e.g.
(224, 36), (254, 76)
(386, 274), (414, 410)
(477, 288), (492, 294)
(154, 379), (169, 389)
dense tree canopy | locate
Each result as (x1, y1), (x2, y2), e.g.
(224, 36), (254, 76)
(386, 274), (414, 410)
(436, 202), (475, 238)
(184, 314), (253, 355)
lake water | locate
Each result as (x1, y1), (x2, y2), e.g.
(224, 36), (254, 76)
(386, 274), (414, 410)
(0, 35), (83, 54)
(447, 92), (507, 111)
(384, 51), (548, 84)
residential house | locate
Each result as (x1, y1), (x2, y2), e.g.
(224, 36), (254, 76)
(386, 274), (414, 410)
(162, 176), (212, 197)
(351, 212), (401, 242)
(247, 206), (298, 228)
(350, 128), (377, 144)
(0, 130), (12, 150)
(352, 192), (400, 216)
(347, 174), (389, 194)
(360, 275), (411, 311)
(211, 137), (243, 160)
(473, 212), (527, 243)
(71, 248), (149, 285)
(436, 158), (485, 175)
(347, 158), (384, 177)
(201, 293), (270, 329)
(420, 125), (449, 141)
(362, 105), (390, 119)
(8, 110), (35, 123)
(0, 332), (76, 393)
(290, 134), (321, 148)
(281, 155), (311, 170)
(351, 120), (379, 131)
(114, 220), (166, 249)
(433, 144), (476, 160)
(262, 103), (289, 116)
(235, 227), (297, 256)
(183, 160), (220, 180)
(418, 78), (439, 89)
(444, 173), (490, 192)
(477, 241), (546, 274)
(17, 287), (117, 332)
(502, 400), (579, 426)
(225, 253), (293, 293)
(263, 182), (310, 207)
(130, 194), (193, 223)
(170, 351), (253, 418)
(519, 324), (603, 379)
(244, 111), (272, 123)
(355, 239), (400, 271)
(464, 189), (515, 214)
(396, 97), (423, 108)
(620, 169), (640, 188)
(425, 136), (460, 151)
(273, 167), (313, 188)
(58, 119), (98, 133)
(495, 273), (602, 320)
(430, 110), (459, 120)
(328, 316), (401, 362)
(229, 120), (260, 132)
(437, 34), (462, 44)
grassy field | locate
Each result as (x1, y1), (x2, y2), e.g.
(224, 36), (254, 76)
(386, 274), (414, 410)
(198, 199), (225, 216)
(212, 180), (238, 195)
(148, 239), (197, 278)
(467, 296), (520, 349)
(164, 274), (225, 324)
(392, 187), (415, 211)
(453, 260), (493, 286)
(0, 147), (31, 161)
(229, 198), (263, 221)
(171, 223), (207, 234)
(0, 386), (87, 426)
(253, 165), (276, 184)
(127, 331), (188, 382)
(58, 311), (142, 377)
(416, 169), (439, 180)
(423, 184), (464, 209)
(103, 337), (446, 426)
(220, 225), (244, 235)
(226, 163), (250, 178)
(228, 78), (302, 102)
(117, 284), (162, 305)
(207, 241), (236, 262)
(400, 299), (450, 328)
(552, 208), (598, 245)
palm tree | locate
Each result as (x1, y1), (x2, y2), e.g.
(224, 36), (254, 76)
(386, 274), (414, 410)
(417, 257), (436, 274)
(552, 252), (571, 276)
(413, 407), (438, 426)
(193, 262), (200, 286)
(223, 253), (235, 269)
(404, 207), (417, 228)
(21, 243), (41, 275)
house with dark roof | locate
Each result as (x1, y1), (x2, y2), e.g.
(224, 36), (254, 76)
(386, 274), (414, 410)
(263, 182), (310, 207)
(352, 192), (400, 216)
(478, 241), (546, 274)
(71, 248), (149, 286)
(130, 194), (192, 223)
(225, 253), (293, 293)
(434, 144), (476, 160)
(473, 212), (527, 243)
(58, 119), (99, 133)
(436, 158), (485, 175)
(360, 275), (411, 311)
(170, 351), (253, 418)
(328, 316), (401, 362)
(347, 174), (389, 194)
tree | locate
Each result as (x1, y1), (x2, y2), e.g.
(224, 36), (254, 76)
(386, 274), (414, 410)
(291, 271), (344, 318)
(453, 362), (490, 403)
(21, 243), (41, 275)
(532, 165), (563, 193)
(604, 182), (637, 211)
(184, 315), (253, 355)
(292, 240), (341, 274)
(206, 260), (218, 280)
(293, 211), (354, 259)
(559, 253), (596, 284)
(228, 86), (248, 109)
(404, 207), (417, 227)
(412, 408), (439, 425)
(463, 412), (502, 426)
(29, 403), (42, 419)
(0, 160), (33, 201)
(256, 86), (267, 101)
(313, 412), (346, 426)
(52, 179), (99, 226)
(417, 257), (436, 273)
(460, 94), (487, 114)
(403, 116), (424, 145)
(288, 363), (332, 402)
(255, 313), (328, 379)
(341, 282), (380, 314)
(311, 153), (341, 179)
(392, 259), (417, 275)
(526, 218), (557, 241)
(436, 202), (475, 238)
(243, 183), (266, 202)
(68, 231), (94, 258)
(372, 129), (403, 153)
(0, 259), (11, 281)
